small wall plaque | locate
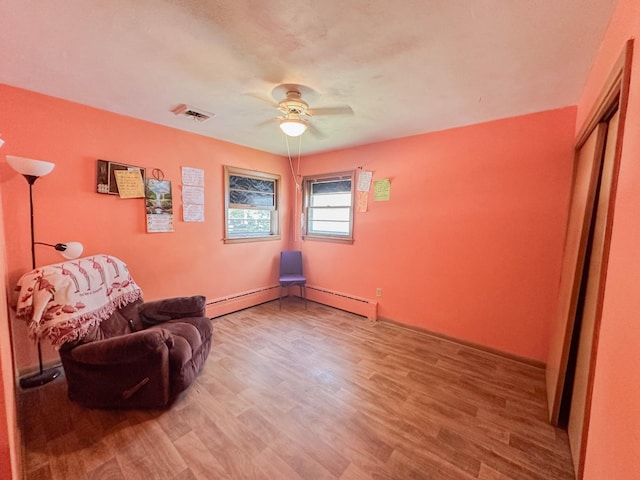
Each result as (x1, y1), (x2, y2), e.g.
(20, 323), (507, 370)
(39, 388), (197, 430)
(97, 159), (147, 195)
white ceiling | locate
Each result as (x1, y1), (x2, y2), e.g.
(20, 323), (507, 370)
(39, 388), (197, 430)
(0, 0), (618, 156)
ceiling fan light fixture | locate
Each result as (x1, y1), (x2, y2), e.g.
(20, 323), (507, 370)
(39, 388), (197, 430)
(279, 117), (308, 137)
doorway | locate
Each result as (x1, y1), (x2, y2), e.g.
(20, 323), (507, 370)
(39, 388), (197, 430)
(545, 39), (633, 479)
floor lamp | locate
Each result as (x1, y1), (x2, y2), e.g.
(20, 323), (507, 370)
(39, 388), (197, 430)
(7, 155), (84, 389)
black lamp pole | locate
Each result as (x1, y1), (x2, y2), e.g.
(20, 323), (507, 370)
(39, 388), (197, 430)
(26, 175), (37, 270)
(19, 174), (61, 389)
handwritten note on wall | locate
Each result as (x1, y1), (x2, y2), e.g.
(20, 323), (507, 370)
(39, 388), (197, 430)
(114, 169), (145, 198)
(181, 167), (205, 187)
(181, 166), (205, 222)
(357, 191), (369, 212)
(356, 170), (372, 212)
(373, 179), (391, 201)
(357, 170), (373, 192)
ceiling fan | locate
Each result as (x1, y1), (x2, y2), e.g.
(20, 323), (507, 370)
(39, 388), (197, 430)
(270, 84), (353, 137)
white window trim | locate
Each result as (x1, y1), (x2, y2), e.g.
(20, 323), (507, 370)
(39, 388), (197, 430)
(302, 170), (355, 244)
(224, 166), (281, 244)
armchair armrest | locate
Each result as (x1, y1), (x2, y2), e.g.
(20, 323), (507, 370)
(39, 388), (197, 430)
(139, 295), (206, 326)
(68, 329), (174, 365)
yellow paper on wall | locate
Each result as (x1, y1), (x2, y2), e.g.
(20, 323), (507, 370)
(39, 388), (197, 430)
(373, 178), (391, 201)
(114, 169), (145, 198)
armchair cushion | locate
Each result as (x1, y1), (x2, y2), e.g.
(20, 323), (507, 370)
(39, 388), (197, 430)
(70, 299), (145, 344)
(68, 329), (174, 365)
(140, 295), (206, 326)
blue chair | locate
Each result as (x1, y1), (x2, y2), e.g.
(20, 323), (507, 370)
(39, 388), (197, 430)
(279, 250), (307, 309)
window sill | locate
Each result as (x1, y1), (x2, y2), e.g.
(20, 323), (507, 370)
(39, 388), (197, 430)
(224, 235), (281, 244)
(302, 235), (354, 245)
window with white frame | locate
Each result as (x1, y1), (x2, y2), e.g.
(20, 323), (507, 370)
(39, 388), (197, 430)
(302, 171), (355, 243)
(224, 166), (281, 243)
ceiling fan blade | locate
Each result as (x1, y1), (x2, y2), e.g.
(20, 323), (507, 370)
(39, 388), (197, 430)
(307, 122), (326, 138)
(244, 92), (278, 108)
(306, 105), (354, 116)
(256, 117), (280, 128)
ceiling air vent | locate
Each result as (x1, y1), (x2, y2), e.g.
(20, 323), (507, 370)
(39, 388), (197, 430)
(172, 104), (215, 122)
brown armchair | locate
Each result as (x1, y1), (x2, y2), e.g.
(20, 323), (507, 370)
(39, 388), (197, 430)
(14, 255), (212, 409)
(59, 295), (212, 409)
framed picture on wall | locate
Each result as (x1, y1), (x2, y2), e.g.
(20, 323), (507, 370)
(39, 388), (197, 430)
(97, 159), (146, 195)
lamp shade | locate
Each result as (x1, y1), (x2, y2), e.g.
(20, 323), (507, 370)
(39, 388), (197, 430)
(59, 242), (84, 260)
(6, 155), (55, 177)
(279, 118), (308, 137)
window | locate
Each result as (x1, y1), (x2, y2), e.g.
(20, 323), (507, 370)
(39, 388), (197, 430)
(224, 166), (281, 243)
(302, 171), (355, 243)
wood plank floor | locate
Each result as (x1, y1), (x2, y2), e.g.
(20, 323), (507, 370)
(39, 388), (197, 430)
(19, 300), (575, 479)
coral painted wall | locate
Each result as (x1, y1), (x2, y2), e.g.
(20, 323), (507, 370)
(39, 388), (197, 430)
(572, 0), (640, 478)
(0, 84), (292, 372)
(296, 107), (576, 362)
(0, 181), (18, 479)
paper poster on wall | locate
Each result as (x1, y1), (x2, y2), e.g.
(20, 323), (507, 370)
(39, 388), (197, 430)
(181, 166), (205, 186)
(357, 170), (373, 192)
(182, 185), (204, 205)
(183, 204), (205, 222)
(373, 178), (391, 201)
(357, 191), (369, 212)
(181, 166), (205, 223)
(145, 179), (174, 232)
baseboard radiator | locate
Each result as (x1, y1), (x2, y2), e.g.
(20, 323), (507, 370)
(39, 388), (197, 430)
(206, 285), (280, 318)
(306, 285), (377, 320)
(205, 284), (378, 320)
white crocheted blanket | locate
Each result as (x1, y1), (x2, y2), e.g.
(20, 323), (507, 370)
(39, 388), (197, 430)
(13, 254), (142, 348)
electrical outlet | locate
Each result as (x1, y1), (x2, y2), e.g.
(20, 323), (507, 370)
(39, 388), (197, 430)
(376, 288), (382, 297)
